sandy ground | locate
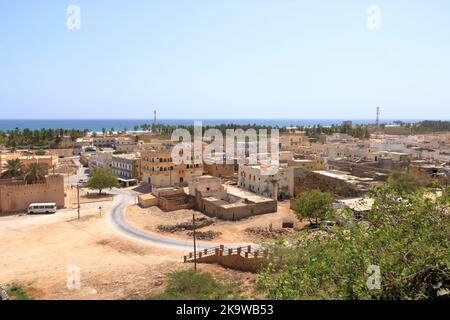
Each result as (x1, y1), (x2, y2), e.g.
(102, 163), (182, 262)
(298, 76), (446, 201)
(0, 186), (293, 299)
(0, 193), (189, 299)
(65, 186), (115, 209)
(125, 201), (302, 243)
(0, 187), (262, 299)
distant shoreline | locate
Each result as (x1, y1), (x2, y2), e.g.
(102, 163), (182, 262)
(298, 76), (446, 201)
(0, 119), (428, 132)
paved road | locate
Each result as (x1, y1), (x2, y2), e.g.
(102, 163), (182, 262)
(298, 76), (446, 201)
(64, 157), (89, 185)
(108, 189), (253, 251)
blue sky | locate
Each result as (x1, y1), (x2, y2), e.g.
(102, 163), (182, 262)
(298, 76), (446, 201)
(0, 0), (449, 119)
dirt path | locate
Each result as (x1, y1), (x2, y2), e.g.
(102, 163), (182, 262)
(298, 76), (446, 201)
(0, 197), (188, 299)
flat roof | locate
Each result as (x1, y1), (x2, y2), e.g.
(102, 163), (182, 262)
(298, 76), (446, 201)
(112, 153), (140, 159)
(313, 170), (373, 183)
(338, 198), (374, 211)
(118, 178), (137, 182)
(226, 185), (275, 203)
(138, 194), (156, 200)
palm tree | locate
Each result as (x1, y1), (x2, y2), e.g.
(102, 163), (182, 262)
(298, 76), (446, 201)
(24, 163), (46, 184)
(2, 158), (24, 178)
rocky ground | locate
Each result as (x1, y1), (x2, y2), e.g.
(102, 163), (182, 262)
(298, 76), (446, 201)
(126, 200), (303, 243)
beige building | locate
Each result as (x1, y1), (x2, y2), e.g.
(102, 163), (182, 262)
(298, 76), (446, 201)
(141, 148), (203, 187)
(189, 176), (277, 220)
(0, 153), (58, 175)
(89, 150), (114, 170)
(287, 157), (327, 171)
(279, 131), (308, 152)
(188, 175), (227, 199)
(92, 136), (116, 148)
(115, 137), (138, 152)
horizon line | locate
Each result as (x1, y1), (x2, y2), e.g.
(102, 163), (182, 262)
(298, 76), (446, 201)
(0, 118), (441, 121)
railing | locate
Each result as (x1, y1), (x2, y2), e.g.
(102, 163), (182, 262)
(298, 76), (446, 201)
(183, 245), (272, 263)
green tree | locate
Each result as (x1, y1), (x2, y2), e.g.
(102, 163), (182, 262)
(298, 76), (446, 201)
(2, 158), (24, 178)
(85, 168), (119, 194)
(387, 171), (427, 194)
(295, 189), (334, 226)
(24, 163), (46, 184)
(258, 185), (450, 300)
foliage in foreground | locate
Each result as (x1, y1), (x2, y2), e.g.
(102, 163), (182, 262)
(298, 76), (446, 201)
(6, 283), (33, 300)
(259, 185), (450, 300)
(147, 270), (243, 300)
(387, 171), (428, 194)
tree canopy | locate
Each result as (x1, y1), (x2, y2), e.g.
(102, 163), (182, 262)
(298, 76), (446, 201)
(85, 168), (119, 194)
(387, 171), (427, 194)
(1, 158), (24, 178)
(24, 163), (46, 184)
(259, 184), (450, 300)
(294, 189), (334, 226)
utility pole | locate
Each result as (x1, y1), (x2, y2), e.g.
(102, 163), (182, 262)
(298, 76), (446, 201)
(193, 213), (197, 272)
(77, 183), (80, 220)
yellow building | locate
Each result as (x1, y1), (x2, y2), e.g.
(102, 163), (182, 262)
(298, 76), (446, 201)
(140, 148), (202, 187)
(0, 153), (58, 175)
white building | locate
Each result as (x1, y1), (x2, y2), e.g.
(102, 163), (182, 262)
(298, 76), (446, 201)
(89, 150), (114, 170)
(238, 163), (293, 200)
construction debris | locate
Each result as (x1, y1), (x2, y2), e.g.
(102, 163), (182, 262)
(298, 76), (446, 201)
(245, 226), (293, 239)
(186, 230), (222, 240)
(157, 217), (215, 233)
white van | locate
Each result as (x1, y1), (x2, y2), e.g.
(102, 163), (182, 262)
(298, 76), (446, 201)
(27, 203), (57, 214)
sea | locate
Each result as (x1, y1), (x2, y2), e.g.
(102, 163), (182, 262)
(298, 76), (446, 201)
(0, 119), (424, 132)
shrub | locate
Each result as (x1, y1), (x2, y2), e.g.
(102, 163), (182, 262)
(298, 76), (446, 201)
(259, 185), (450, 300)
(148, 270), (243, 300)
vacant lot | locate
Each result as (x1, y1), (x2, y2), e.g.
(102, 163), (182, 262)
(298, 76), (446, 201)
(0, 190), (296, 299)
(0, 197), (188, 299)
(125, 201), (302, 243)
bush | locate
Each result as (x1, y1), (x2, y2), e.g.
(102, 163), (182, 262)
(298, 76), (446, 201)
(294, 189), (334, 227)
(85, 168), (119, 194)
(387, 171), (427, 194)
(148, 270), (243, 300)
(259, 185), (450, 300)
(7, 283), (33, 300)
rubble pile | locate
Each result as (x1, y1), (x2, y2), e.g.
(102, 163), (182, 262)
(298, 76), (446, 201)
(186, 230), (222, 240)
(245, 226), (293, 239)
(157, 217), (214, 233)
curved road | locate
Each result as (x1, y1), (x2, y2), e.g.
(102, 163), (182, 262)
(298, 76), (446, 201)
(108, 189), (252, 251)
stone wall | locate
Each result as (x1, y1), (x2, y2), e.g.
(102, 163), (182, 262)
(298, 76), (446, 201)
(294, 171), (358, 197)
(159, 194), (196, 212)
(0, 175), (65, 213)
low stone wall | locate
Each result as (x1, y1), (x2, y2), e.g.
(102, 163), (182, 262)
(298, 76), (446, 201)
(159, 194), (196, 212)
